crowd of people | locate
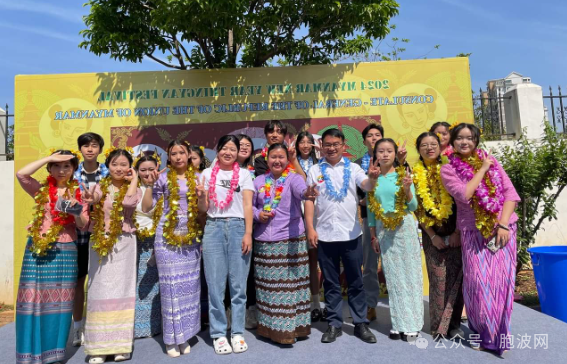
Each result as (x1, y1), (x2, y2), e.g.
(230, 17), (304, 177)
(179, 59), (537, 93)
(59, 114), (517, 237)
(15, 118), (520, 364)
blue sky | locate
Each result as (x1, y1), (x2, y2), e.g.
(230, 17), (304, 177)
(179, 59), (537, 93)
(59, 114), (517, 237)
(1, 0), (566, 116)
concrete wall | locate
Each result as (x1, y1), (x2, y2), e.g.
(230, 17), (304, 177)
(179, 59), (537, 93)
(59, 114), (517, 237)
(0, 162), (14, 304)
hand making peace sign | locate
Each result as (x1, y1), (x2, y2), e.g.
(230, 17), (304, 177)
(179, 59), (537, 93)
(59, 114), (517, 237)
(367, 157), (380, 180)
(81, 183), (96, 205)
(196, 175), (207, 199)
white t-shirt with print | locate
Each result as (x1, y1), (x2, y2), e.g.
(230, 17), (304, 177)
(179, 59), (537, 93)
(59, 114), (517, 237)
(202, 167), (255, 218)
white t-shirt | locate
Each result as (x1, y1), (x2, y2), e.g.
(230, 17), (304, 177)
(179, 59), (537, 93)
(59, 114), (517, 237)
(202, 167), (255, 218)
(136, 185), (155, 229)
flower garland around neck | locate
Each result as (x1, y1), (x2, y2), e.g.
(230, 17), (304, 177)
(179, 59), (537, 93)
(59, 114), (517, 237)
(209, 161), (240, 209)
(261, 145), (269, 161)
(413, 158), (453, 228)
(134, 193), (164, 241)
(320, 157), (351, 201)
(367, 165), (407, 230)
(163, 167), (202, 246)
(263, 164), (295, 213)
(247, 164), (256, 179)
(449, 149), (504, 238)
(299, 156), (314, 173)
(28, 176), (80, 256)
(91, 177), (130, 258)
(361, 153), (372, 173)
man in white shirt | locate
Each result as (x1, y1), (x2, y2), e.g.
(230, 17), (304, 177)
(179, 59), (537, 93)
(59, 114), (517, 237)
(304, 128), (379, 344)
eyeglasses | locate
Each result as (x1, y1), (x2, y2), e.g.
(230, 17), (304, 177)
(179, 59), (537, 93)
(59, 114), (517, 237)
(419, 143), (439, 149)
(322, 143), (344, 149)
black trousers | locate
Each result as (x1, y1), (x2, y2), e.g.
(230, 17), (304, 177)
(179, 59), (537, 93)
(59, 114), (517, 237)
(318, 236), (369, 328)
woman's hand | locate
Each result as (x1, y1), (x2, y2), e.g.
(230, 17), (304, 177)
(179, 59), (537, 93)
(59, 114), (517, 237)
(403, 166), (413, 195)
(367, 158), (380, 180)
(81, 183), (96, 204)
(241, 233), (253, 255)
(258, 211), (273, 223)
(304, 184), (320, 201)
(432, 235), (447, 250)
(196, 176), (206, 199)
(449, 231), (461, 248)
(307, 228), (318, 249)
(397, 140), (408, 165)
(496, 225), (510, 248)
(124, 168), (138, 182)
(147, 168), (166, 185)
(49, 152), (75, 163)
(480, 152), (495, 172)
(371, 236), (380, 254)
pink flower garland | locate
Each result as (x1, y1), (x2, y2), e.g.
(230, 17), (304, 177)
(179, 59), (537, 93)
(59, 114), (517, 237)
(449, 149), (505, 214)
(209, 160), (240, 209)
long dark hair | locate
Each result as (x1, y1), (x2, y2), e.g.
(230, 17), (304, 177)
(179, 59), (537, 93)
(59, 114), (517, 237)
(373, 138), (400, 167)
(415, 132), (442, 163)
(236, 134), (254, 168)
(295, 131), (318, 165)
(166, 140), (191, 166)
(189, 145), (208, 172)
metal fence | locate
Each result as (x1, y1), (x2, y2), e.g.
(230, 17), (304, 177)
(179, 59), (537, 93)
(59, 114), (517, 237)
(1, 103), (14, 160)
(472, 88), (515, 140)
(543, 86), (566, 134)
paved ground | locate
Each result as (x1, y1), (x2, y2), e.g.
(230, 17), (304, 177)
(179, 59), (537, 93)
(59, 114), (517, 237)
(1, 297), (566, 364)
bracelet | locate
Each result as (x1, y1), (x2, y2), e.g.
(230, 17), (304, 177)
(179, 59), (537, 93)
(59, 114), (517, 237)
(430, 234), (437, 240)
(497, 224), (509, 231)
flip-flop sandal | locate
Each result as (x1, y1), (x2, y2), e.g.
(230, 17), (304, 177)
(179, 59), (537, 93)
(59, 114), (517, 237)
(179, 341), (191, 355)
(231, 335), (248, 353)
(114, 353), (130, 362)
(214, 337), (233, 355)
(89, 355), (106, 364)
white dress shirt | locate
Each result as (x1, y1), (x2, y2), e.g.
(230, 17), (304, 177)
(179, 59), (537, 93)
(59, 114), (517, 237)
(306, 157), (368, 242)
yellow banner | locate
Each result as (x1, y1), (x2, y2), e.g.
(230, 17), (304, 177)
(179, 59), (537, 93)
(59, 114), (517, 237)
(14, 57), (473, 294)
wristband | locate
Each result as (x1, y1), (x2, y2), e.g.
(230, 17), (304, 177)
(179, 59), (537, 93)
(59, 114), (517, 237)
(497, 224), (509, 231)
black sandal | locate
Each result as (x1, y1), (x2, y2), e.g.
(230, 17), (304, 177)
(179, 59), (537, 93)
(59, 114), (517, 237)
(311, 309), (322, 322)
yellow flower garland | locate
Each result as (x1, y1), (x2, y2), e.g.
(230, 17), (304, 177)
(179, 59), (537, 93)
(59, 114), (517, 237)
(91, 177), (130, 258)
(134, 195), (164, 240)
(461, 153), (499, 238)
(413, 159), (453, 228)
(28, 178), (79, 256)
(367, 165), (407, 230)
(162, 167), (202, 246)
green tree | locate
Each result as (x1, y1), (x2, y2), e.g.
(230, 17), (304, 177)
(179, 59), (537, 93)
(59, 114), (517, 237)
(80, 0), (399, 69)
(496, 123), (567, 271)
(6, 124), (14, 161)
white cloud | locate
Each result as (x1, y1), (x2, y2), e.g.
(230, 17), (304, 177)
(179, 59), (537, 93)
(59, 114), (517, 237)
(0, 0), (85, 24)
(0, 22), (78, 43)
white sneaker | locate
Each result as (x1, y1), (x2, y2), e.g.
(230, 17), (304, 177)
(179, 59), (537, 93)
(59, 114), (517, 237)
(72, 325), (84, 347)
(245, 306), (258, 329)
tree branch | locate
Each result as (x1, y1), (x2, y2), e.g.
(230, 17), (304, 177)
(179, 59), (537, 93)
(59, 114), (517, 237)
(195, 36), (215, 68)
(145, 53), (183, 70)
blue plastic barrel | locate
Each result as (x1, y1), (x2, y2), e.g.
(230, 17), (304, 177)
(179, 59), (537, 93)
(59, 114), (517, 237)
(528, 246), (567, 323)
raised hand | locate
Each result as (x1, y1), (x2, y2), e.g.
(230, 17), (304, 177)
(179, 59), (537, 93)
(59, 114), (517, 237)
(148, 168), (167, 185)
(49, 152), (75, 163)
(397, 140), (408, 165)
(196, 175), (206, 199)
(287, 139), (297, 161)
(304, 183), (320, 201)
(402, 166), (413, 193)
(81, 183), (96, 204)
(367, 157), (380, 180)
(481, 151), (495, 172)
(124, 167), (138, 182)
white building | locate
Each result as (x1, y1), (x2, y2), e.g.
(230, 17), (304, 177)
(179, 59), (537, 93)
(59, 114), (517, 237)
(486, 72), (533, 133)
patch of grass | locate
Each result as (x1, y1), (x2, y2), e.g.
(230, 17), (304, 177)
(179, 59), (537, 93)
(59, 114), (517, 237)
(519, 291), (540, 307)
(0, 304), (14, 312)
